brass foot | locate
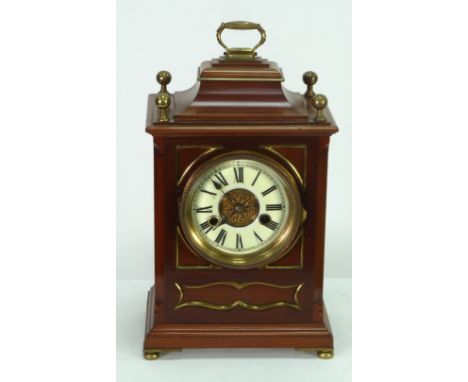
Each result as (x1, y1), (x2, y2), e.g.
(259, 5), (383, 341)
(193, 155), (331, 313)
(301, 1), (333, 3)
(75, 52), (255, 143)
(317, 349), (334, 359)
(144, 351), (160, 360)
(144, 348), (182, 359)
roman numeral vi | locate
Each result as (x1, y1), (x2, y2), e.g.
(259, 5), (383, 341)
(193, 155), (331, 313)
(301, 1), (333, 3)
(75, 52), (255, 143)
(236, 233), (243, 250)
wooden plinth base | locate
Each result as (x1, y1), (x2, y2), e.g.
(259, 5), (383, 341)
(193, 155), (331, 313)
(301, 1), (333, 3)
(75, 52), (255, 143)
(143, 286), (333, 359)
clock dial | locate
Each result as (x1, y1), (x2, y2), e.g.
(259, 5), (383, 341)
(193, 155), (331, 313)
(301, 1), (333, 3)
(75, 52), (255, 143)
(180, 152), (303, 269)
(191, 159), (288, 255)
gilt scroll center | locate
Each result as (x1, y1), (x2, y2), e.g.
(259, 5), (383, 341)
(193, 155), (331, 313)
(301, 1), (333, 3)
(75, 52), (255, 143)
(219, 188), (259, 228)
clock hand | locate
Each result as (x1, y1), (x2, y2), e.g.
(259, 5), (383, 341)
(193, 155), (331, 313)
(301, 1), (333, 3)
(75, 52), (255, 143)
(212, 208), (238, 231)
(212, 179), (238, 204)
(212, 180), (223, 191)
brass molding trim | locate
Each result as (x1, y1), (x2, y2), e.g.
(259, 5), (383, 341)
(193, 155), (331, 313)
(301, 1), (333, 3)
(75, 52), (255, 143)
(174, 282), (304, 311)
(260, 145), (307, 189)
(176, 145), (224, 187)
(197, 67), (285, 82)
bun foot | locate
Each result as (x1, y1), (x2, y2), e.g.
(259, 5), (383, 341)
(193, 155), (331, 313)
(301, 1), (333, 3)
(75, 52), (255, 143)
(317, 349), (334, 359)
(144, 351), (160, 360)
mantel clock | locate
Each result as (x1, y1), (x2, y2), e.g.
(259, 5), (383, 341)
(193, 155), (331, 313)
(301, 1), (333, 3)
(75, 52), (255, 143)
(143, 21), (338, 360)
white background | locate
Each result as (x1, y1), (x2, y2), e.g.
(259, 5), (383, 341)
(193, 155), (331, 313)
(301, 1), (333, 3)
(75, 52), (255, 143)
(2, 1), (468, 382)
(116, 2), (352, 380)
(116, 0), (352, 280)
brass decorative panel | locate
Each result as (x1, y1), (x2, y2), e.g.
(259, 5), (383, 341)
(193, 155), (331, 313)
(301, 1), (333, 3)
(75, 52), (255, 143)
(260, 144), (307, 188)
(176, 145), (223, 186)
(174, 282), (304, 311)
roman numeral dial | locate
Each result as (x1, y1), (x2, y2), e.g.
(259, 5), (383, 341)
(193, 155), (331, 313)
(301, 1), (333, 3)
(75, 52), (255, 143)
(180, 154), (302, 268)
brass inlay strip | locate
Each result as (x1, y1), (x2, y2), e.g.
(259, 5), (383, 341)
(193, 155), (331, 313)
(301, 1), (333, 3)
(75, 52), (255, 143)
(174, 282), (304, 311)
(176, 145), (223, 187)
(199, 77), (284, 82)
(176, 226), (216, 270)
(260, 145), (307, 188)
(197, 68), (285, 82)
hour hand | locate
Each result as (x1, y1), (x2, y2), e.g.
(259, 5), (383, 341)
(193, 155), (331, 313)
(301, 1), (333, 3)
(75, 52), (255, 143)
(212, 180), (223, 191)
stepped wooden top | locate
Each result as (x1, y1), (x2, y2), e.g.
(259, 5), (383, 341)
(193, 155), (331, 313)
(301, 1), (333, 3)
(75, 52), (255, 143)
(150, 56), (338, 126)
(146, 56), (337, 138)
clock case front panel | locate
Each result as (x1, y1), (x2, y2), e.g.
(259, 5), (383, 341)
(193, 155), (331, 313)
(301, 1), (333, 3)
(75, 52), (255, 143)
(144, 132), (335, 350)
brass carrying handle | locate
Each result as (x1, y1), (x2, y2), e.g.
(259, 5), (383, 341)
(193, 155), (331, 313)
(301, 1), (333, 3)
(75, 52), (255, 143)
(216, 21), (266, 58)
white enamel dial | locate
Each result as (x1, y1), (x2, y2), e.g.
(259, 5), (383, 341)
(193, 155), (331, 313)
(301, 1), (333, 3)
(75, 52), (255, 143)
(190, 158), (289, 255)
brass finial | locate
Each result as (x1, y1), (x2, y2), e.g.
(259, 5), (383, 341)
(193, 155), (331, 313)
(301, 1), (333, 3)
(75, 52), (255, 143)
(303, 71), (318, 98)
(312, 94), (328, 122)
(155, 70), (171, 123)
(156, 93), (171, 123)
(156, 70), (171, 93)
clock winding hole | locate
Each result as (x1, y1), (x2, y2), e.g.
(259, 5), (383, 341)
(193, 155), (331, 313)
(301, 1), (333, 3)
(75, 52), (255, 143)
(259, 214), (271, 225)
(208, 216), (220, 226)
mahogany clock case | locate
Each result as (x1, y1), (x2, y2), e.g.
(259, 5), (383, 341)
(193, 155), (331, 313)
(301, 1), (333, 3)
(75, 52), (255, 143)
(144, 133), (337, 350)
(142, 22), (338, 355)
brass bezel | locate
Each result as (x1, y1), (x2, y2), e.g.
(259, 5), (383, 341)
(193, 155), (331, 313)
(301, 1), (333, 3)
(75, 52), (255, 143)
(179, 151), (303, 269)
